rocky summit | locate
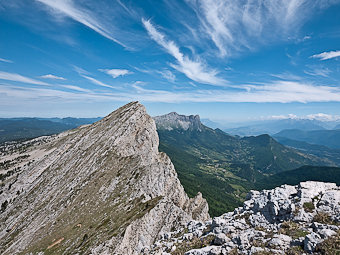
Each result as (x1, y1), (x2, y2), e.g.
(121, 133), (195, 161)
(154, 112), (203, 132)
(149, 181), (340, 255)
(0, 102), (209, 255)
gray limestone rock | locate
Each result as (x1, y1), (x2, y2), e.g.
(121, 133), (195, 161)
(0, 102), (210, 255)
(149, 181), (340, 255)
(154, 112), (203, 131)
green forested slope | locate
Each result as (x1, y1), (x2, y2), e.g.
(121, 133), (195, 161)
(157, 126), (336, 216)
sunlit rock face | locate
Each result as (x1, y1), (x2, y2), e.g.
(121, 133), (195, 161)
(154, 112), (203, 131)
(0, 101), (209, 255)
(149, 181), (340, 255)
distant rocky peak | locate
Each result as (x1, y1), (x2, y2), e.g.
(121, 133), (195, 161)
(153, 112), (203, 131)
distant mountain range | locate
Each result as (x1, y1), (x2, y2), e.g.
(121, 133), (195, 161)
(154, 112), (338, 216)
(274, 136), (340, 166)
(224, 118), (327, 136)
(0, 117), (101, 144)
(275, 129), (340, 149)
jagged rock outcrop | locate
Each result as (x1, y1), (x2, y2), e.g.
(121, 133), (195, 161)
(0, 102), (209, 255)
(154, 112), (203, 131)
(150, 181), (340, 254)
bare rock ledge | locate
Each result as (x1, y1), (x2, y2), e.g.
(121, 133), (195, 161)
(149, 181), (340, 255)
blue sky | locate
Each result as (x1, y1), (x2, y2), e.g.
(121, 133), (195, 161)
(0, 0), (340, 122)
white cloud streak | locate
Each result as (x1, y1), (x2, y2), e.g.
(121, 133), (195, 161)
(267, 113), (340, 121)
(142, 19), (227, 86)
(1, 79), (340, 105)
(129, 80), (340, 103)
(81, 75), (114, 89)
(0, 71), (49, 85)
(36, 0), (126, 47)
(73, 65), (90, 75)
(60, 85), (91, 92)
(311, 50), (340, 60)
(304, 67), (331, 77)
(0, 58), (13, 63)
(186, 0), (338, 57)
(266, 114), (298, 120)
(133, 67), (176, 82)
(99, 69), (132, 78)
(157, 70), (176, 82)
(238, 80), (340, 103)
(0, 84), (104, 103)
(271, 72), (303, 81)
(306, 113), (340, 122)
(40, 74), (66, 80)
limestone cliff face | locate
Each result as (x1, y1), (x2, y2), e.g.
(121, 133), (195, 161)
(154, 112), (203, 131)
(0, 102), (209, 255)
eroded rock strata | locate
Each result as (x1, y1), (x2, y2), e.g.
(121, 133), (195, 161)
(0, 102), (209, 255)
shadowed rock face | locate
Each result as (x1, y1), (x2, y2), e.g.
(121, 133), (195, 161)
(0, 102), (209, 255)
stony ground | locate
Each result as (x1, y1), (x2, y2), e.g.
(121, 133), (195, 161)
(148, 181), (340, 255)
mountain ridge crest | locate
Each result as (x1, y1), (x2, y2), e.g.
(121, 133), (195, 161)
(154, 111), (203, 131)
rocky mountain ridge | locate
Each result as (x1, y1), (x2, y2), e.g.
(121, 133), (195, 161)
(148, 181), (340, 254)
(0, 102), (209, 254)
(154, 112), (203, 131)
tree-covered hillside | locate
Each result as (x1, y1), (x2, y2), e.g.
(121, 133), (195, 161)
(157, 125), (336, 216)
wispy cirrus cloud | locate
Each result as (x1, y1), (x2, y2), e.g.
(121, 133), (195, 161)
(117, 80), (340, 103)
(73, 65), (90, 75)
(35, 0), (126, 47)
(60, 85), (91, 93)
(0, 58), (13, 63)
(271, 72), (303, 81)
(142, 19), (227, 86)
(0, 84), (103, 103)
(157, 69), (176, 82)
(0, 71), (49, 85)
(133, 66), (176, 82)
(74, 66), (115, 89)
(239, 80), (340, 103)
(81, 75), (114, 89)
(266, 113), (340, 121)
(186, 0), (339, 57)
(99, 69), (132, 78)
(1, 79), (340, 104)
(311, 50), (340, 60)
(40, 74), (66, 80)
(304, 66), (331, 77)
